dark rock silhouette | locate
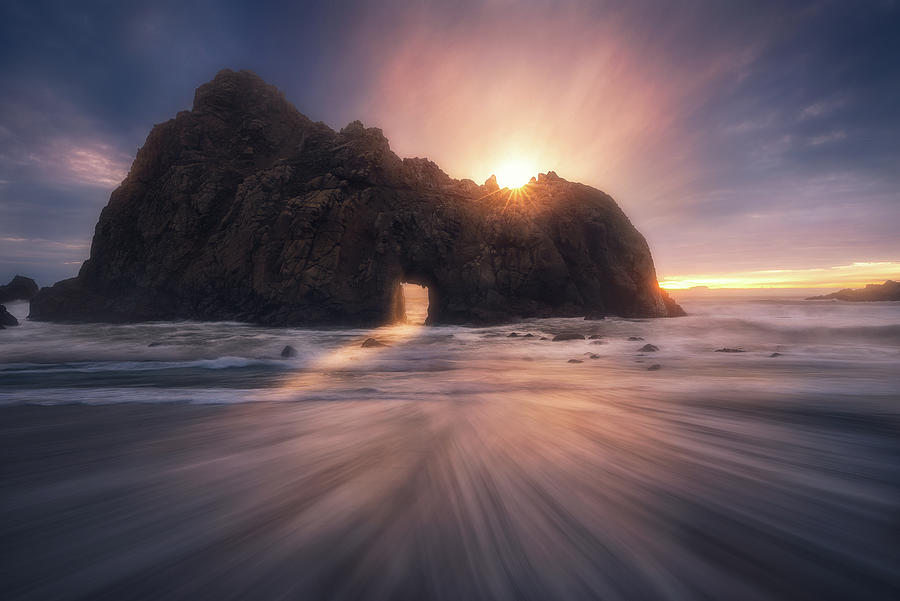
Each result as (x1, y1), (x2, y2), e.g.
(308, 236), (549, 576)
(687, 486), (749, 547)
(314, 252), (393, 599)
(29, 70), (684, 326)
(0, 275), (39, 303)
(280, 345), (298, 358)
(553, 333), (585, 341)
(639, 344), (659, 352)
(715, 348), (745, 353)
(806, 280), (900, 302)
(361, 337), (388, 348)
(0, 305), (18, 327)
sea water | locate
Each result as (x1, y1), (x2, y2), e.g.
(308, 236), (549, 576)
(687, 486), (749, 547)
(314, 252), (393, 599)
(1, 288), (898, 406)
(1, 289), (898, 599)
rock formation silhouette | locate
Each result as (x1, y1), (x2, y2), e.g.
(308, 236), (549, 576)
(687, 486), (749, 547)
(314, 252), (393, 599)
(0, 275), (39, 304)
(30, 70), (684, 325)
(806, 280), (900, 302)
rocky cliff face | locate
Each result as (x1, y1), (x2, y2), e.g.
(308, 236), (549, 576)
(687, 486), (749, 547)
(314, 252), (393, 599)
(30, 70), (684, 325)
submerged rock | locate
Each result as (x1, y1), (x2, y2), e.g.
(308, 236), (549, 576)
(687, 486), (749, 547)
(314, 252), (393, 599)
(281, 345), (298, 358)
(647, 364), (662, 371)
(29, 70), (685, 326)
(567, 359), (584, 364)
(715, 348), (745, 353)
(553, 333), (585, 341)
(0, 275), (39, 303)
(0, 305), (18, 327)
(769, 352), (783, 357)
(361, 338), (387, 348)
(627, 336), (644, 341)
(639, 344), (659, 352)
(588, 334), (603, 340)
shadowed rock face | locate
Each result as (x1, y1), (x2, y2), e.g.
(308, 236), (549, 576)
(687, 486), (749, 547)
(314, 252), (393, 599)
(30, 70), (684, 325)
(0, 275), (39, 304)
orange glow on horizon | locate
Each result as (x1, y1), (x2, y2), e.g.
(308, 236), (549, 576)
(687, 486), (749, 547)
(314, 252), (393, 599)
(658, 262), (900, 290)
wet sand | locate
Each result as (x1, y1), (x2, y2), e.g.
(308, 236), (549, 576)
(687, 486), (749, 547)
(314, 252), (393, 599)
(2, 392), (898, 601)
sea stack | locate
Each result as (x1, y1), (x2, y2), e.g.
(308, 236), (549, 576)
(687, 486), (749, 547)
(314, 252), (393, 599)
(30, 70), (684, 325)
(0, 275), (39, 304)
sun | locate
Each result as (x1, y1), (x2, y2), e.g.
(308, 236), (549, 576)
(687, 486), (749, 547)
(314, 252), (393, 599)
(494, 159), (537, 189)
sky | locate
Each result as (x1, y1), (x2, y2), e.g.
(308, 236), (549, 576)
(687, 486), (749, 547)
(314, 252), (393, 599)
(1, 0), (898, 289)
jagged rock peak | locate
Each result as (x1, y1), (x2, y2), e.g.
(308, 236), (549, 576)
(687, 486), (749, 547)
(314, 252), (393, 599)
(193, 69), (295, 115)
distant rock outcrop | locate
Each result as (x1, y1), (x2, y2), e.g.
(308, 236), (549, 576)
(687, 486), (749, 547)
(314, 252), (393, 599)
(30, 70), (684, 326)
(0, 275), (39, 303)
(806, 280), (900, 302)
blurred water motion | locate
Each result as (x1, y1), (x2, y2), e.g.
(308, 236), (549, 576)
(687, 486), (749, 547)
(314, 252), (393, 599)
(1, 293), (899, 600)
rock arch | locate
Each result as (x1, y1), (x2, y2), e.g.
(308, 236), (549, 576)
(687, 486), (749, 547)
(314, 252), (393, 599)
(30, 70), (683, 325)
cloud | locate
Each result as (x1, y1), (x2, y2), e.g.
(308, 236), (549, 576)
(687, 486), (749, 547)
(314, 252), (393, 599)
(0, 88), (132, 189)
(808, 130), (847, 146)
(25, 139), (129, 188)
(799, 96), (848, 120)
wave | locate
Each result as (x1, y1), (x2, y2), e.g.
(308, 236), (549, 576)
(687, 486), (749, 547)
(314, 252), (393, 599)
(683, 319), (900, 345)
(0, 356), (292, 375)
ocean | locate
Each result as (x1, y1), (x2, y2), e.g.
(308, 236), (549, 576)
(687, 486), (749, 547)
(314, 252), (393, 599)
(1, 288), (898, 599)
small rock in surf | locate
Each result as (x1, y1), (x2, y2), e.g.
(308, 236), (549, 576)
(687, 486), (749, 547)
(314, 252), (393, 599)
(553, 333), (585, 341)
